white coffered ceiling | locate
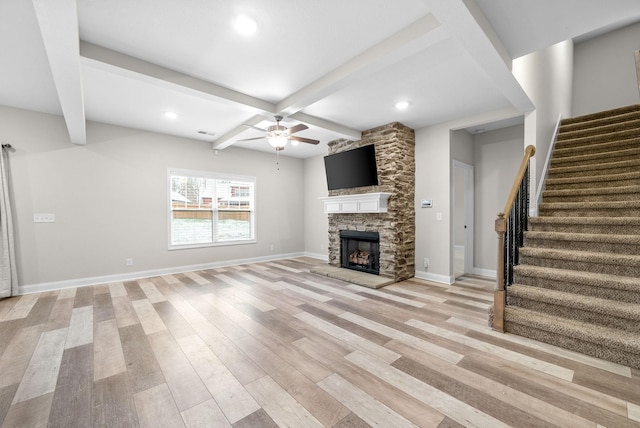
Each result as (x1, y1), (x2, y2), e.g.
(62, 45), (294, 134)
(1, 0), (639, 158)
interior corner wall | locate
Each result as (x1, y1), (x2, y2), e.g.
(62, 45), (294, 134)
(572, 21), (640, 116)
(415, 124), (452, 283)
(1, 106), (306, 288)
(303, 155), (329, 259)
(512, 40), (573, 205)
(473, 125), (525, 273)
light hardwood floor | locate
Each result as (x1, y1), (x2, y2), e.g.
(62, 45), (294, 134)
(0, 257), (639, 427)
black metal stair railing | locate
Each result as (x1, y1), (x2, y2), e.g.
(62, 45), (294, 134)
(492, 145), (535, 332)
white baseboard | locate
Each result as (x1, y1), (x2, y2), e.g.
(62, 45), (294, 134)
(303, 251), (328, 261)
(413, 271), (454, 285)
(472, 267), (497, 278)
(19, 252), (307, 295)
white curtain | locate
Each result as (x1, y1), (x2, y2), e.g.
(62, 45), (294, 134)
(0, 145), (18, 298)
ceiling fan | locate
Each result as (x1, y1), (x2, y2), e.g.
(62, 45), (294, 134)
(237, 115), (319, 150)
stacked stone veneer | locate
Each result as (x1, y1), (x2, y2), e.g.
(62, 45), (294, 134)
(327, 122), (415, 282)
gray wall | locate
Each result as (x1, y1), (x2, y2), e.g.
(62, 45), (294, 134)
(1, 106), (305, 288)
(303, 155), (329, 259)
(573, 22), (640, 116)
(473, 125), (524, 272)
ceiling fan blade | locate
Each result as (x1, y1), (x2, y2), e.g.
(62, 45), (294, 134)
(289, 135), (319, 145)
(236, 136), (266, 142)
(286, 123), (308, 135)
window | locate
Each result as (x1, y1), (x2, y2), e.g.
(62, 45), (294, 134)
(168, 169), (256, 249)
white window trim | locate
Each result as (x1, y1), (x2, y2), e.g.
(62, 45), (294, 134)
(167, 168), (257, 250)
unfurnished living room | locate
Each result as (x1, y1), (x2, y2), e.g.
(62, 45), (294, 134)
(1, 1), (640, 427)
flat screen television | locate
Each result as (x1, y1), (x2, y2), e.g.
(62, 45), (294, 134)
(324, 145), (379, 190)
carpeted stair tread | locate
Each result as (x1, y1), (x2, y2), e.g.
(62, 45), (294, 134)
(519, 246), (640, 266)
(504, 307), (640, 356)
(550, 146), (640, 167)
(559, 108), (640, 132)
(560, 104), (640, 126)
(538, 200), (640, 217)
(557, 117), (640, 141)
(513, 264), (640, 294)
(508, 284), (640, 322)
(554, 128), (640, 148)
(547, 157), (640, 177)
(539, 199), (640, 210)
(524, 230), (640, 246)
(542, 185), (640, 202)
(552, 136), (640, 158)
(544, 169), (640, 190)
(529, 216), (640, 229)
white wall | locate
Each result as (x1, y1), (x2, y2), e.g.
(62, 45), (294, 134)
(303, 155), (329, 259)
(513, 40), (573, 209)
(1, 106), (305, 290)
(473, 125), (524, 273)
(572, 22), (640, 116)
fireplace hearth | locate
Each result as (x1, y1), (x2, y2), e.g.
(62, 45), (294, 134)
(340, 230), (380, 275)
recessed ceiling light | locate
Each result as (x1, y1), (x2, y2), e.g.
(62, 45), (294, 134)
(395, 101), (409, 110)
(233, 14), (257, 36)
(164, 111), (178, 119)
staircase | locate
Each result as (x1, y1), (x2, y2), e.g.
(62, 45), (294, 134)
(503, 104), (640, 370)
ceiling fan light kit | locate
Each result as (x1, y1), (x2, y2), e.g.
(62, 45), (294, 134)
(237, 115), (319, 152)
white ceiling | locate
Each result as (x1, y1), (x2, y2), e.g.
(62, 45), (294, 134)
(1, 0), (640, 158)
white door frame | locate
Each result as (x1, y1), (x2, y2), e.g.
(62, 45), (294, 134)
(453, 160), (474, 276)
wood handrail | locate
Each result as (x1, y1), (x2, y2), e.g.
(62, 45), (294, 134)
(499, 145), (536, 218)
(493, 144), (536, 333)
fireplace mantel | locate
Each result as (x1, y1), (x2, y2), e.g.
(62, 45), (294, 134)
(320, 192), (391, 214)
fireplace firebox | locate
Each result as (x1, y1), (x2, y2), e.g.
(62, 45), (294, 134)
(340, 230), (380, 275)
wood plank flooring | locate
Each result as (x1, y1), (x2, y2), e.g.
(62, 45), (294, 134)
(0, 257), (639, 427)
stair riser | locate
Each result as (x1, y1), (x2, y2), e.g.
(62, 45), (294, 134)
(504, 322), (640, 369)
(529, 223), (640, 235)
(545, 177), (640, 190)
(523, 237), (640, 255)
(506, 296), (640, 333)
(542, 193), (640, 203)
(548, 165), (640, 179)
(512, 273), (640, 303)
(553, 139), (640, 158)
(519, 255), (640, 277)
(538, 207), (640, 217)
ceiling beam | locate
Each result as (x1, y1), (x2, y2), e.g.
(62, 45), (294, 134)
(80, 42), (277, 117)
(32, 0), (86, 145)
(276, 13), (446, 117)
(288, 112), (361, 141)
(423, 0), (534, 113)
(211, 114), (266, 150)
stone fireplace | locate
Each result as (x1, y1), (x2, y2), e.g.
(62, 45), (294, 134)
(326, 122), (415, 282)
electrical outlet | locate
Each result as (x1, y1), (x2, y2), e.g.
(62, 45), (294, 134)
(424, 258), (429, 268)
(33, 213), (55, 223)
(126, 258), (134, 266)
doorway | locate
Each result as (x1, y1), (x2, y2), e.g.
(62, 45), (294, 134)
(453, 160), (474, 279)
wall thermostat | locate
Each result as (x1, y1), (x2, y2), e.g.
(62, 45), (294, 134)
(421, 199), (433, 208)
